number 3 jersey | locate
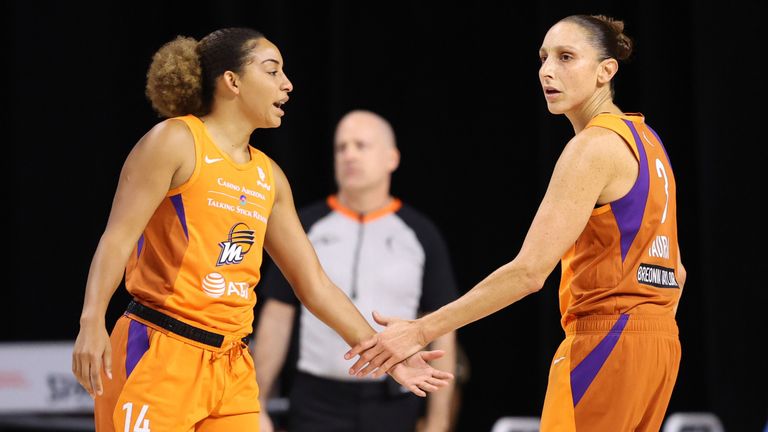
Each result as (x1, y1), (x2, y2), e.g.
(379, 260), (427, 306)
(125, 115), (275, 337)
(559, 113), (680, 327)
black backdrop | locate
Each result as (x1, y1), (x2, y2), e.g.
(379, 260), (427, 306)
(9, 1), (767, 430)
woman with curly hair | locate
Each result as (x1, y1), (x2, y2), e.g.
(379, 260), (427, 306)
(72, 27), (452, 432)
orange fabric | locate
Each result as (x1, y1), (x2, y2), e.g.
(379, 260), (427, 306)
(95, 316), (260, 432)
(125, 115), (275, 338)
(326, 195), (403, 222)
(540, 315), (680, 431)
(558, 113), (681, 328)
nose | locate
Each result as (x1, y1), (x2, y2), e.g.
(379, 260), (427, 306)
(539, 57), (554, 81)
(282, 74), (294, 93)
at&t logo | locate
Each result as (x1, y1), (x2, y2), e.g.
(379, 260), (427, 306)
(202, 272), (250, 299)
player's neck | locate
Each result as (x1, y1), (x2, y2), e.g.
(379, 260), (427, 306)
(567, 92), (621, 133)
(200, 111), (253, 155)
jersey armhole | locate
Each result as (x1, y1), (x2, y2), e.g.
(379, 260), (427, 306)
(167, 116), (203, 197)
(586, 117), (640, 162)
(585, 118), (641, 214)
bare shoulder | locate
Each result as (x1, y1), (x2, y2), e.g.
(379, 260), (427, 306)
(137, 118), (194, 156)
(267, 157), (287, 180)
(567, 125), (638, 203)
(568, 126), (626, 154)
(267, 157), (292, 202)
(561, 126), (630, 170)
(121, 118), (196, 181)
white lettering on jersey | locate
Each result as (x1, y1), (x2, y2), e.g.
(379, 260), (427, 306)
(655, 158), (669, 224)
(122, 402), (151, 432)
(648, 235), (670, 259)
(202, 273), (250, 299)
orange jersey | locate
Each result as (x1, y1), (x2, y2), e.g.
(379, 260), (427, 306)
(125, 115), (275, 337)
(559, 113), (680, 327)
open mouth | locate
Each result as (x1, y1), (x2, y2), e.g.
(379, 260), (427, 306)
(273, 101), (285, 109)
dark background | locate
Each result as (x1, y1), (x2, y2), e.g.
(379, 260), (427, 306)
(9, 1), (767, 430)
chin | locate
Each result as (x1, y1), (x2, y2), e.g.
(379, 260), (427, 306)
(264, 117), (282, 128)
(546, 103), (566, 115)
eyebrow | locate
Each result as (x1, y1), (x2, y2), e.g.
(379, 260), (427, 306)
(540, 44), (579, 52)
(261, 58), (281, 65)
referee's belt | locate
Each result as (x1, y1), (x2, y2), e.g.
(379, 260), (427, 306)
(125, 300), (247, 349)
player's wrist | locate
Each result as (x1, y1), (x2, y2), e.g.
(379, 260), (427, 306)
(416, 315), (438, 347)
(78, 313), (105, 328)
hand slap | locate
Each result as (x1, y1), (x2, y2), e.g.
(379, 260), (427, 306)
(388, 350), (454, 397)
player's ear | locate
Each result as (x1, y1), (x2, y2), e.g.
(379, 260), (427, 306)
(598, 58), (618, 84)
(222, 71), (240, 94)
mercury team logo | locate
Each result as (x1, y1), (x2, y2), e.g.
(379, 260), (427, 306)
(217, 222), (255, 266)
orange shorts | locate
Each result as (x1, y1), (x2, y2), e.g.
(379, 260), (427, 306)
(540, 314), (680, 432)
(94, 315), (260, 432)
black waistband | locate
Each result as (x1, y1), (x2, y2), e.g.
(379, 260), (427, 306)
(125, 300), (230, 348)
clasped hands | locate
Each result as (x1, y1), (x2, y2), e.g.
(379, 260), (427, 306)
(345, 311), (449, 397)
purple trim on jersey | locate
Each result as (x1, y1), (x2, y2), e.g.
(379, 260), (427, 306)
(137, 234), (144, 258)
(646, 124), (673, 170)
(570, 314), (629, 406)
(612, 120), (649, 262)
(170, 195), (189, 239)
(126, 319), (150, 377)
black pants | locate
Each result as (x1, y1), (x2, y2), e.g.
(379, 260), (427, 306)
(288, 371), (423, 432)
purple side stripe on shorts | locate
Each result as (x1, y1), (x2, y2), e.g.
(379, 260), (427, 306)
(570, 314), (629, 406)
(611, 121), (649, 261)
(126, 320), (149, 377)
(170, 194), (189, 239)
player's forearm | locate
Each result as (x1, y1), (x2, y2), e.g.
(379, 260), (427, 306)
(253, 345), (283, 405)
(252, 302), (294, 404)
(79, 234), (135, 325)
(425, 332), (457, 429)
(298, 277), (375, 346)
(420, 261), (543, 344)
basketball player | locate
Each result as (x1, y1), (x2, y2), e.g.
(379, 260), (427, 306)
(71, 28), (452, 432)
(347, 15), (685, 431)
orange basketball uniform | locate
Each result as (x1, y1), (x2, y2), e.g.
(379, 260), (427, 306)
(95, 115), (275, 432)
(540, 113), (682, 431)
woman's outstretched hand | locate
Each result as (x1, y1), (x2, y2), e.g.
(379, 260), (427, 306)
(387, 350), (454, 397)
(345, 311), (428, 378)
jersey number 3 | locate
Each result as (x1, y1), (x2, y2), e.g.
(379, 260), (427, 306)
(655, 158), (669, 224)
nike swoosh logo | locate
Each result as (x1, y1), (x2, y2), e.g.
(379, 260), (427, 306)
(205, 156), (224, 164)
(553, 356), (566, 365)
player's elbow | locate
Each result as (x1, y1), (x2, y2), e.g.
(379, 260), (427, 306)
(524, 275), (546, 295)
(515, 263), (548, 295)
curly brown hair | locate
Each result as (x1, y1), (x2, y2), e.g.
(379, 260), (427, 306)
(145, 28), (264, 118)
(145, 36), (203, 118)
